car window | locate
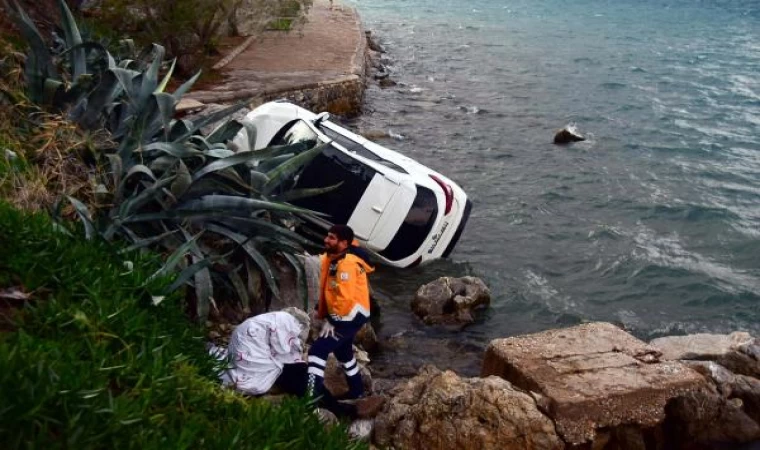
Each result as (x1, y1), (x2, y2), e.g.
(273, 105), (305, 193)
(317, 124), (409, 174)
(291, 145), (378, 224)
(269, 120), (319, 148)
(379, 185), (439, 261)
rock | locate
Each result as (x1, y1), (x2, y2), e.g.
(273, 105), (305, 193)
(411, 276), (490, 326)
(365, 30), (385, 53)
(354, 322), (379, 352)
(378, 78), (397, 88)
(175, 98), (205, 115)
(373, 366), (563, 450)
(348, 418), (374, 441)
(315, 407), (338, 426)
(650, 332), (760, 378)
(323, 354), (373, 398)
(553, 125), (585, 144)
(664, 383), (760, 448)
(373, 71), (390, 80)
(481, 322), (706, 445)
(684, 360), (760, 426)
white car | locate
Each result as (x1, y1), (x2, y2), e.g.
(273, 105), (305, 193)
(235, 101), (472, 268)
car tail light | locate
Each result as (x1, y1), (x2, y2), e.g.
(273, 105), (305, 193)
(429, 174), (454, 215)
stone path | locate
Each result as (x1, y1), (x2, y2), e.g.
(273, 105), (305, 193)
(184, 0), (365, 114)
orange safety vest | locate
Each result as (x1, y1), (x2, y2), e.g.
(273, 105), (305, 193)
(317, 251), (374, 322)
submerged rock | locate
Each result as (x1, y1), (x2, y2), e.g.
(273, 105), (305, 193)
(373, 365), (562, 450)
(411, 276), (490, 326)
(553, 124), (585, 144)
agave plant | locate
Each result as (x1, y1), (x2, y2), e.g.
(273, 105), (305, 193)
(10, 0), (334, 320)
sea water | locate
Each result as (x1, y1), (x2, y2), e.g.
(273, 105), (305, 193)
(342, 0), (760, 371)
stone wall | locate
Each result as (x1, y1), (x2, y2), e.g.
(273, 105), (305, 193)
(245, 74), (366, 118)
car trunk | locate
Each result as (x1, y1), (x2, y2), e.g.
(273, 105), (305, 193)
(348, 174), (401, 242)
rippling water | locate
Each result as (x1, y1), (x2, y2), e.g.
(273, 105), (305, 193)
(341, 0), (760, 373)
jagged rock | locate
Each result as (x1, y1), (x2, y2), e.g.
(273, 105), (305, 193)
(482, 322), (705, 445)
(354, 322), (379, 352)
(373, 366), (563, 450)
(373, 71), (390, 80)
(650, 332), (760, 378)
(324, 354), (373, 398)
(411, 276), (490, 326)
(553, 125), (585, 144)
(365, 30), (385, 53)
(664, 383), (760, 448)
(378, 78), (397, 88)
(684, 360), (760, 426)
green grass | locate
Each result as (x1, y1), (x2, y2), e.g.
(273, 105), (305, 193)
(0, 202), (363, 449)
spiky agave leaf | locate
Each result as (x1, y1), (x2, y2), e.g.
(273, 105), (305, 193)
(204, 223), (280, 300)
(57, 0), (85, 80)
(5, 0), (58, 103)
(262, 142), (328, 195)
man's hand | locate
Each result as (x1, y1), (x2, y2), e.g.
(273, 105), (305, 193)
(319, 321), (336, 339)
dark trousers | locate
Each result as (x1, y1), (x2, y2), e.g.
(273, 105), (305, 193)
(307, 316), (367, 401)
(275, 362), (357, 417)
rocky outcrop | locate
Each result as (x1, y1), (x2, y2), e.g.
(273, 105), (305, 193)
(482, 322), (706, 446)
(411, 276), (490, 326)
(650, 332), (760, 378)
(650, 332), (760, 448)
(373, 365), (563, 450)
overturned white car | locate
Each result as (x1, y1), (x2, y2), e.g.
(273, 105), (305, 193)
(235, 101), (472, 268)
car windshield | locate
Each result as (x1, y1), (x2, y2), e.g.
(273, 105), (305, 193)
(269, 119), (320, 149)
(290, 145), (378, 224)
(379, 185), (438, 261)
(317, 123), (409, 174)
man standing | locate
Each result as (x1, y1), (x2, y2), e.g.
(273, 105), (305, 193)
(307, 225), (374, 402)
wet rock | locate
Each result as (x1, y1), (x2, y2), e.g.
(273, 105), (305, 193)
(378, 78), (397, 88)
(373, 71), (390, 80)
(553, 124), (586, 144)
(411, 276), (490, 326)
(482, 322), (705, 445)
(365, 30), (385, 53)
(650, 332), (760, 378)
(373, 365), (563, 450)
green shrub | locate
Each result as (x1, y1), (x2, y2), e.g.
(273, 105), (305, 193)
(6, 0), (332, 321)
(0, 202), (363, 449)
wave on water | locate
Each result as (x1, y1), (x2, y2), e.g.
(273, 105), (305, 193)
(631, 225), (760, 296)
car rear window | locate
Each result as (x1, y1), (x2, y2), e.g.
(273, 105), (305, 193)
(317, 124), (409, 174)
(269, 120), (319, 148)
(379, 185), (439, 261)
(291, 145), (377, 224)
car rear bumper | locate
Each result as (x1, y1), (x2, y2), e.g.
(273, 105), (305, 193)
(442, 198), (472, 258)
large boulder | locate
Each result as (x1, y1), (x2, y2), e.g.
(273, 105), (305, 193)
(411, 276), (490, 326)
(482, 322), (706, 446)
(650, 332), (760, 378)
(373, 366), (563, 450)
